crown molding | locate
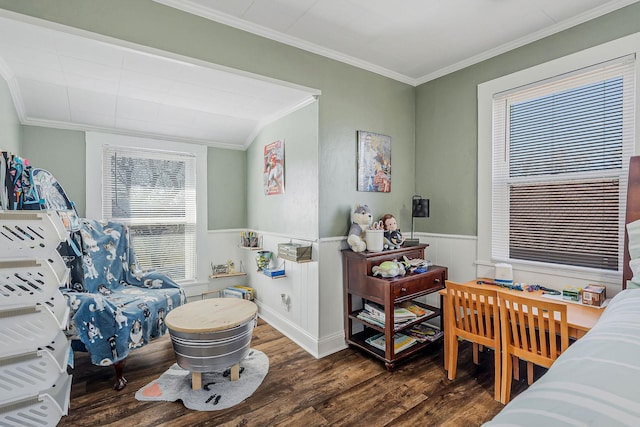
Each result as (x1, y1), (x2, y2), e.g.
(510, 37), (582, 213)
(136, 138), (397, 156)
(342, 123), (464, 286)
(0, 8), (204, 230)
(152, 0), (418, 86)
(414, 0), (640, 85)
(155, 0), (640, 87)
(19, 116), (245, 150)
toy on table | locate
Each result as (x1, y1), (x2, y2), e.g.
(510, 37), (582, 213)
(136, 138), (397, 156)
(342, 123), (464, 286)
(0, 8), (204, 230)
(381, 213), (405, 250)
(401, 256), (431, 273)
(347, 205), (373, 252)
(372, 260), (406, 278)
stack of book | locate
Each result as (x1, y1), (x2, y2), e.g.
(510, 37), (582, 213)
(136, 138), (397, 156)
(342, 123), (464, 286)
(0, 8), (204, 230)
(406, 322), (443, 343)
(365, 332), (417, 353)
(398, 301), (435, 318)
(357, 301), (434, 328)
(222, 285), (254, 300)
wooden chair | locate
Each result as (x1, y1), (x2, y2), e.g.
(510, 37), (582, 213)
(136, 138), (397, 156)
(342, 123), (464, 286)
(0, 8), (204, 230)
(497, 291), (569, 403)
(445, 280), (501, 401)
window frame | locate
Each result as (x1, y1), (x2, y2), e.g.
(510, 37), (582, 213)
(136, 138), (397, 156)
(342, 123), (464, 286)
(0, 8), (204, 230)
(85, 132), (208, 285)
(102, 144), (197, 281)
(477, 33), (640, 288)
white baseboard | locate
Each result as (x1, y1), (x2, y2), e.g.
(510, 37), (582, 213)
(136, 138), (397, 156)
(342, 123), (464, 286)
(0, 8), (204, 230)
(256, 300), (322, 358)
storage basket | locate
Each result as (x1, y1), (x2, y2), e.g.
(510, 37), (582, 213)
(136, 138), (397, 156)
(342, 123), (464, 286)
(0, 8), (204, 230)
(0, 211), (66, 259)
(277, 243), (312, 262)
(0, 306), (67, 358)
(0, 341), (71, 401)
(0, 373), (71, 427)
(0, 258), (69, 308)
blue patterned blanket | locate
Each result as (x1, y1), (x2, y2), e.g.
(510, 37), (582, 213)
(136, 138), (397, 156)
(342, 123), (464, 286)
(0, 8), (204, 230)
(62, 219), (185, 366)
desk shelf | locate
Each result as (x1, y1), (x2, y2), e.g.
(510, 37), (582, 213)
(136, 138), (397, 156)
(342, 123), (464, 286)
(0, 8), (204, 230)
(209, 272), (247, 279)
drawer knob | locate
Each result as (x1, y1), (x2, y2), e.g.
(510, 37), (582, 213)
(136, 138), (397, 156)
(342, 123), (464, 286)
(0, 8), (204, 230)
(401, 287), (407, 292)
(434, 278), (440, 284)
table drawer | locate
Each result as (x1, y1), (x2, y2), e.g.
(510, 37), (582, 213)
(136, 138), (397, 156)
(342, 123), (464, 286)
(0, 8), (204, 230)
(392, 272), (443, 299)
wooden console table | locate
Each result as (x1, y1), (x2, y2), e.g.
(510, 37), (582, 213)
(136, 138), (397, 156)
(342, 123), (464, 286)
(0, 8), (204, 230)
(342, 245), (448, 370)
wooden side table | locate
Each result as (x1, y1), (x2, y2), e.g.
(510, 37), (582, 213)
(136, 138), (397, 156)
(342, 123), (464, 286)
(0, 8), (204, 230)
(165, 298), (258, 389)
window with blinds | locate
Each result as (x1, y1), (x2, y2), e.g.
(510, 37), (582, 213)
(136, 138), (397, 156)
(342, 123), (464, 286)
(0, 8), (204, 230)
(102, 145), (197, 281)
(492, 56), (635, 271)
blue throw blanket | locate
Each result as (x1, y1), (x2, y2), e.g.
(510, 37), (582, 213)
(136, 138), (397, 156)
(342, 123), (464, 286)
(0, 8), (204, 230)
(63, 219), (185, 366)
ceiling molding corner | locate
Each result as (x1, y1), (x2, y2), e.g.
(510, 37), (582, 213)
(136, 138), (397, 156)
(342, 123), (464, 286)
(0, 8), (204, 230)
(153, 0), (418, 86)
(414, 0), (640, 85)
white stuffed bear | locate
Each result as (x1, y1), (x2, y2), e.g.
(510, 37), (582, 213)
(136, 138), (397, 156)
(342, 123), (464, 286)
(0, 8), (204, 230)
(347, 205), (373, 252)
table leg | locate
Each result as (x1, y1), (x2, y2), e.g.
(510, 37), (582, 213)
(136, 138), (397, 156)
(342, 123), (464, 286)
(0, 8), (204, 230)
(192, 372), (202, 390)
(230, 363), (240, 381)
(443, 294), (449, 371)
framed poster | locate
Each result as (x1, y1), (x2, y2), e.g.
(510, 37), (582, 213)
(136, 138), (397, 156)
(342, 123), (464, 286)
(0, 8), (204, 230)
(264, 140), (285, 195)
(357, 130), (391, 192)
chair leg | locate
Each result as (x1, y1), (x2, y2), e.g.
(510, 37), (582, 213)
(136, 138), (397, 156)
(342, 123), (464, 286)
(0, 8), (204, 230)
(527, 361), (534, 385)
(500, 350), (513, 404)
(472, 343), (479, 365)
(113, 359), (128, 391)
(493, 348), (501, 402)
(447, 336), (459, 380)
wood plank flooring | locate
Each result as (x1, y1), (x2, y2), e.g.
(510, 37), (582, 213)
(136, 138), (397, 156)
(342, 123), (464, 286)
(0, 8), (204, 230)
(59, 319), (530, 427)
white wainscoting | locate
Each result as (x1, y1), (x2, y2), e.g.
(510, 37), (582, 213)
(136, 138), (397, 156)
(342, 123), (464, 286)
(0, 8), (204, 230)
(197, 230), (477, 359)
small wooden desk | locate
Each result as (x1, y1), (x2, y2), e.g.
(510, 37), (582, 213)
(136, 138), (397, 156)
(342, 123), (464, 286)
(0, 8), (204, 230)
(440, 278), (606, 372)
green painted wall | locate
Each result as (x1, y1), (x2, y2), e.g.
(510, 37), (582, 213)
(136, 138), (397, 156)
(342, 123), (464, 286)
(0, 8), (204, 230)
(247, 101), (318, 238)
(5, 0), (635, 239)
(415, 2), (640, 236)
(0, 76), (20, 154)
(21, 125), (86, 216)
(0, 0), (416, 238)
(207, 147), (246, 230)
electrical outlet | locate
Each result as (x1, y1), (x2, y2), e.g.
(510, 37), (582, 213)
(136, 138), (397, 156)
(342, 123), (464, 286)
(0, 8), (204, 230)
(280, 293), (290, 311)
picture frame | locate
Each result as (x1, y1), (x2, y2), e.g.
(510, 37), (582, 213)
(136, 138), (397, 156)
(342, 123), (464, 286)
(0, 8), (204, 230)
(264, 140), (285, 195)
(357, 130), (391, 192)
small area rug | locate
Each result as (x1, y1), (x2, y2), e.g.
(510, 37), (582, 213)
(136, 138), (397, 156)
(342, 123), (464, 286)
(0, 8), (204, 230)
(135, 349), (268, 411)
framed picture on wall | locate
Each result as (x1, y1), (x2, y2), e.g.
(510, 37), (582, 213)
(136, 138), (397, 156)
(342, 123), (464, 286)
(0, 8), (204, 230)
(264, 139), (285, 195)
(357, 130), (391, 192)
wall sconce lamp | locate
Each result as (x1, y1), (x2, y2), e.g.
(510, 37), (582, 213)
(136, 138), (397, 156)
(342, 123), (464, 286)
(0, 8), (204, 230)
(406, 195), (429, 246)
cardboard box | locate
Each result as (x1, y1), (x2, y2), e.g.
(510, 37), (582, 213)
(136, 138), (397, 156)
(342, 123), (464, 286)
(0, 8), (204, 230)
(278, 243), (312, 262)
(562, 286), (582, 302)
(582, 284), (606, 306)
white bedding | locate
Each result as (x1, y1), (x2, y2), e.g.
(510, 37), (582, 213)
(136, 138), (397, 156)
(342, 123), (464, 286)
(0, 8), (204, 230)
(483, 288), (640, 427)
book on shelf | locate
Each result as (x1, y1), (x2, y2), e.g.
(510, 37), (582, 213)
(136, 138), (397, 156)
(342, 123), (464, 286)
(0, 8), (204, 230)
(223, 286), (254, 300)
(406, 322), (444, 343)
(233, 285), (255, 300)
(356, 311), (385, 328)
(398, 301), (435, 318)
(363, 302), (418, 323)
(365, 332), (417, 353)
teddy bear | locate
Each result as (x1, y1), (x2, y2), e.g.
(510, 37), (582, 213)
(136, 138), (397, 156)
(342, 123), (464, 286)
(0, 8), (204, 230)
(347, 205), (373, 252)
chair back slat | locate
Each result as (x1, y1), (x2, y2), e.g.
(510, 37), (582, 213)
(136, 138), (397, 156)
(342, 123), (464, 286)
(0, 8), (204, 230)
(498, 292), (569, 365)
(446, 281), (499, 348)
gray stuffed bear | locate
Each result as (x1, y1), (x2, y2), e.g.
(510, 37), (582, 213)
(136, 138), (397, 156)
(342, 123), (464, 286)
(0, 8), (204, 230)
(347, 205), (373, 252)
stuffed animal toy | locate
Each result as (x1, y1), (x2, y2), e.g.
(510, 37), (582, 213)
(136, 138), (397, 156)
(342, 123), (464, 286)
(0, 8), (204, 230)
(381, 213), (405, 250)
(347, 205), (373, 252)
(372, 260), (406, 277)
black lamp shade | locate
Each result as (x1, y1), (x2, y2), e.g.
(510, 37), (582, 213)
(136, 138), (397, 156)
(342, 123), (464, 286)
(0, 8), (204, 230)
(412, 197), (429, 218)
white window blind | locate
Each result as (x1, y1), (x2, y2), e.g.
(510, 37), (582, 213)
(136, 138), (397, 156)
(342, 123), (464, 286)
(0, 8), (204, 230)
(492, 55), (635, 271)
(102, 145), (197, 281)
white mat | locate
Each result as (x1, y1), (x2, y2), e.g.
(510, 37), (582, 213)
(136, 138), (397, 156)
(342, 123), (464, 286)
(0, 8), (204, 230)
(135, 349), (268, 411)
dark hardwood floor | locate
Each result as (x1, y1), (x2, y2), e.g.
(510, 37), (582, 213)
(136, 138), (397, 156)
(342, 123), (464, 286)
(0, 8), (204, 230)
(59, 319), (530, 427)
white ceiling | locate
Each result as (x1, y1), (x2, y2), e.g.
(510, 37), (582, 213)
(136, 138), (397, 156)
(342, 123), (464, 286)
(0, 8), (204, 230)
(157, 0), (639, 84)
(0, 1), (637, 148)
(0, 13), (318, 149)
